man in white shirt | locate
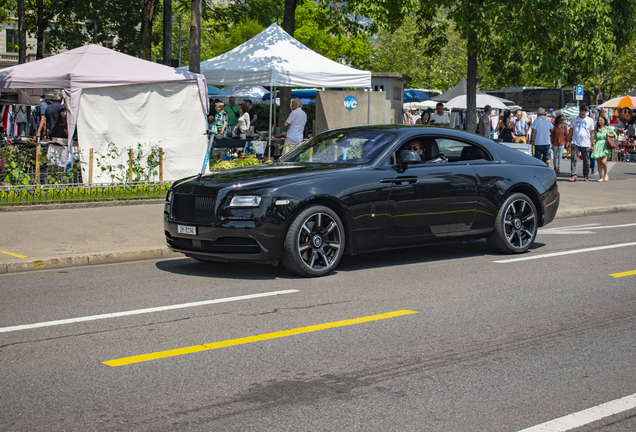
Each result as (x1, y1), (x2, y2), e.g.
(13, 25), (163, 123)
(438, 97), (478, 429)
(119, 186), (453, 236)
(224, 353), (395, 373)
(429, 102), (450, 127)
(566, 105), (595, 182)
(284, 98), (308, 147)
(530, 107), (553, 165)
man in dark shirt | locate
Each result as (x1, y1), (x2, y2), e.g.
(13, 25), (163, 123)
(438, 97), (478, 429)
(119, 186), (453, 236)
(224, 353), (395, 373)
(45, 99), (68, 138)
(244, 99), (258, 131)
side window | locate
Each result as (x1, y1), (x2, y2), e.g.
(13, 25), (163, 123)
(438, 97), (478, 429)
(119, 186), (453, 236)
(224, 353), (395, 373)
(435, 138), (491, 163)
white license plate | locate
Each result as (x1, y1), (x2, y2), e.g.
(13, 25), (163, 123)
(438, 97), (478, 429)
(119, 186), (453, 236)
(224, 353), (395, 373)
(178, 225), (197, 235)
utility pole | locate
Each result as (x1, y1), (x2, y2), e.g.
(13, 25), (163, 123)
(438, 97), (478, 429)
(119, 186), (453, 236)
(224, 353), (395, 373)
(163, 0), (172, 65)
(189, 0), (202, 73)
(18, 0), (26, 63)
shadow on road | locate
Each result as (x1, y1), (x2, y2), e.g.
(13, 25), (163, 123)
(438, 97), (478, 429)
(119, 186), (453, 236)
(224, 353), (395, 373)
(155, 239), (545, 279)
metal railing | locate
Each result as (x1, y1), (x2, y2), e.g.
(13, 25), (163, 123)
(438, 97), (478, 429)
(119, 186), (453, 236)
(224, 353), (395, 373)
(0, 181), (171, 206)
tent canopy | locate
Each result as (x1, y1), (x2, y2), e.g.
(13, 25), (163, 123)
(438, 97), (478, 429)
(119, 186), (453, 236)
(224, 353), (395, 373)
(445, 94), (508, 110)
(262, 89), (317, 100)
(207, 84), (229, 96)
(195, 23), (371, 88)
(0, 45), (209, 182)
(0, 44), (209, 143)
(214, 85), (268, 104)
(433, 79), (484, 102)
(403, 89), (431, 102)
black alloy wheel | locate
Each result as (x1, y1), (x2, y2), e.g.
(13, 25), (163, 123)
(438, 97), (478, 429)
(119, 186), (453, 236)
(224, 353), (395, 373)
(282, 205), (344, 277)
(487, 192), (537, 254)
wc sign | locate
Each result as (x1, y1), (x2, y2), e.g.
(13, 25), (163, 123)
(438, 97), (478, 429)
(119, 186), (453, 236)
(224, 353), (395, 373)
(344, 96), (358, 110)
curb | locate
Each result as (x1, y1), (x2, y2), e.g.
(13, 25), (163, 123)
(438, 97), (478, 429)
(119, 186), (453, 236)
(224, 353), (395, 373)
(0, 247), (181, 275)
(0, 199), (165, 212)
(554, 204), (636, 219)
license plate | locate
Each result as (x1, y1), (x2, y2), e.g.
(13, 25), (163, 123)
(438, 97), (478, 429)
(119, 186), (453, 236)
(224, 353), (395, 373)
(178, 225), (197, 235)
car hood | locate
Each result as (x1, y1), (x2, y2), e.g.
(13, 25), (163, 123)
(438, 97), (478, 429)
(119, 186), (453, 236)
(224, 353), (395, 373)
(173, 162), (360, 192)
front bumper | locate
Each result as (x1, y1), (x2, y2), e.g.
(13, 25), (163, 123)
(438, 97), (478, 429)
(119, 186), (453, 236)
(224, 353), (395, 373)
(163, 206), (284, 263)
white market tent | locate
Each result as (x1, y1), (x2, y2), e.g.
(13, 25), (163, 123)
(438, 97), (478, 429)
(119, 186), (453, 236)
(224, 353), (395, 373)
(0, 44), (209, 183)
(445, 94), (508, 110)
(196, 23), (371, 88)
(214, 85), (268, 104)
(194, 23), (371, 155)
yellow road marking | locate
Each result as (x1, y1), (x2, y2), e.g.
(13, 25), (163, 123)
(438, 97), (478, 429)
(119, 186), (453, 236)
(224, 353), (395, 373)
(103, 310), (418, 367)
(609, 270), (636, 278)
(0, 250), (27, 258)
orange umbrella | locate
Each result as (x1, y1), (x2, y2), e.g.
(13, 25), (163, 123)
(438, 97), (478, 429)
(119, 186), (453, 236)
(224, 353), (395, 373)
(599, 95), (636, 108)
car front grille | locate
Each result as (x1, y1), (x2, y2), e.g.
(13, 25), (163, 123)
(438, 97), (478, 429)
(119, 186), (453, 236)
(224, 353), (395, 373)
(168, 237), (261, 254)
(172, 194), (216, 224)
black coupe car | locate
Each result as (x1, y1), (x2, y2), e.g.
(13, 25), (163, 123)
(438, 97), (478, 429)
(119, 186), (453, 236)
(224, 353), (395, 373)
(164, 125), (559, 277)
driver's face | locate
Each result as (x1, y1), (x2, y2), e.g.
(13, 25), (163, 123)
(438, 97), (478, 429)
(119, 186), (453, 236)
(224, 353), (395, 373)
(403, 141), (423, 155)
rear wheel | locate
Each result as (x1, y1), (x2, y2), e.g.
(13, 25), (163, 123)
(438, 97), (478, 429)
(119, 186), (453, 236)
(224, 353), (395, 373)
(487, 192), (537, 254)
(282, 205), (344, 277)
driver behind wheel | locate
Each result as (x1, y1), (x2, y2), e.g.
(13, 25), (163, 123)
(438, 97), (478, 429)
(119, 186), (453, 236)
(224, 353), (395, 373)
(401, 139), (424, 161)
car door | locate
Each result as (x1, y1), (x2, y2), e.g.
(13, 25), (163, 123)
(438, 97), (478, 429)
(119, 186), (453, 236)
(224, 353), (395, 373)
(383, 136), (479, 238)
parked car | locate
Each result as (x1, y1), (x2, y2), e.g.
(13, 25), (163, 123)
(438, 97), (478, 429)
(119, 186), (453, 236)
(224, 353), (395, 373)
(164, 125), (559, 277)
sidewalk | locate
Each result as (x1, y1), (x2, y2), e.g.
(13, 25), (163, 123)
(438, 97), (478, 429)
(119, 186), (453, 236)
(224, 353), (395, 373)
(2, 160), (636, 274)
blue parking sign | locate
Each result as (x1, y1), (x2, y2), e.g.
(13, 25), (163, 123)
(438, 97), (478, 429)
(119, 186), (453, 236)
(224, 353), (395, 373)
(575, 85), (584, 101)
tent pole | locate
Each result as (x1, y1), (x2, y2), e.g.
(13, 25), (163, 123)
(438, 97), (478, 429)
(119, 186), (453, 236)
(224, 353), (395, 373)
(268, 81), (273, 161)
(367, 87), (371, 125)
(273, 88), (277, 130)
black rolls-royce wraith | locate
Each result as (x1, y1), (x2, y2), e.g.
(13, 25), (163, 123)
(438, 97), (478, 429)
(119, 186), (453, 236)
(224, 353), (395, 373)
(164, 125), (559, 277)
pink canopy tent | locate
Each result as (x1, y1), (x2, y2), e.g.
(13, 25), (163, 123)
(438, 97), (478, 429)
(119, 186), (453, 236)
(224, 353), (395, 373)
(0, 45), (210, 182)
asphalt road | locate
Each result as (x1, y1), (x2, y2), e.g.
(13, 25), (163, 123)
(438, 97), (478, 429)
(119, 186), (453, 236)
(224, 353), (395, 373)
(1, 212), (635, 432)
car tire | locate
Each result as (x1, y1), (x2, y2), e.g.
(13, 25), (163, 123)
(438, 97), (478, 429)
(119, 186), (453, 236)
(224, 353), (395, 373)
(487, 192), (537, 254)
(282, 205), (345, 277)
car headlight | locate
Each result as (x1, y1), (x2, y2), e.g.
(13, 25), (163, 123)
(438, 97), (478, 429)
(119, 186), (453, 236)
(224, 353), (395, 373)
(166, 189), (173, 202)
(229, 195), (262, 207)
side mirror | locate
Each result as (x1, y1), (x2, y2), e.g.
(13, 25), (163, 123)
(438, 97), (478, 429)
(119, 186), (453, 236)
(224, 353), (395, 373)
(398, 150), (421, 171)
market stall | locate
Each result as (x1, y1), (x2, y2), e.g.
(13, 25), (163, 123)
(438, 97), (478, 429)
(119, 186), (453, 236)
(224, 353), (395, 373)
(0, 45), (209, 183)
(192, 22), (372, 160)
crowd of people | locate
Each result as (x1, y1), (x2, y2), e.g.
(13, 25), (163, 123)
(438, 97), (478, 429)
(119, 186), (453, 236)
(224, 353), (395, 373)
(208, 97), (258, 138)
(404, 101), (629, 182)
(207, 96), (308, 153)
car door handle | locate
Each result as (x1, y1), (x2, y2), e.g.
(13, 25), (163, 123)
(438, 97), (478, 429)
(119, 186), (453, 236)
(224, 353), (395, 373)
(382, 176), (418, 185)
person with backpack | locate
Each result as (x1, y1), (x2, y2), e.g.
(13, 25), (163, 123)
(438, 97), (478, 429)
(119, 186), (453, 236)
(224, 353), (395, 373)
(36, 95), (48, 141)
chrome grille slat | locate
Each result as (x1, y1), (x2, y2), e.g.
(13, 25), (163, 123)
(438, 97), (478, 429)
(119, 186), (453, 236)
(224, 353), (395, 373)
(173, 194), (216, 223)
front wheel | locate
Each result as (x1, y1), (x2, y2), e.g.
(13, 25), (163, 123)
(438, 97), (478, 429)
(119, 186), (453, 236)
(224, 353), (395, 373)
(487, 192), (538, 254)
(282, 205), (345, 277)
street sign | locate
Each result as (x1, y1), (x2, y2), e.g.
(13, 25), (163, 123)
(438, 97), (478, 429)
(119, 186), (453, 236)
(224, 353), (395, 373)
(575, 85), (584, 101)
(344, 96), (358, 110)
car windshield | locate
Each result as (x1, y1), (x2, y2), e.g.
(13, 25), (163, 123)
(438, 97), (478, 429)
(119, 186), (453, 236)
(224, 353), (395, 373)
(278, 130), (395, 165)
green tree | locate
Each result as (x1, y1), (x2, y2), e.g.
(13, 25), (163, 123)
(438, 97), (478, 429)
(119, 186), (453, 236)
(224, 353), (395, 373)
(371, 13), (467, 91)
(294, 2), (371, 69)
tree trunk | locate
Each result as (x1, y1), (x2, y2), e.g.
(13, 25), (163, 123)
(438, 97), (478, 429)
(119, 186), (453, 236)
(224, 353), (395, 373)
(140, 0), (159, 60)
(278, 0), (297, 130)
(163, 0), (172, 65)
(189, 0), (202, 73)
(465, 0), (480, 133)
(18, 0), (26, 63)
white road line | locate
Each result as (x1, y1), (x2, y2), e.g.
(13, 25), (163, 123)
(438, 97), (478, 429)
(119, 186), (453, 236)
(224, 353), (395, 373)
(539, 222), (636, 235)
(0, 290), (299, 334)
(516, 392), (636, 432)
(494, 242), (636, 263)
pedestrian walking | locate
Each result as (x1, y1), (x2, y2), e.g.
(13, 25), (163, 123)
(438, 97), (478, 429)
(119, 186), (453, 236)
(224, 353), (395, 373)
(566, 106), (595, 182)
(591, 113), (615, 182)
(550, 114), (568, 173)
(530, 108), (553, 165)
